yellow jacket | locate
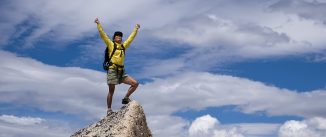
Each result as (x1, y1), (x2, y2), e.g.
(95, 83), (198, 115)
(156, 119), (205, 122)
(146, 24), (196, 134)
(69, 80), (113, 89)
(97, 23), (138, 66)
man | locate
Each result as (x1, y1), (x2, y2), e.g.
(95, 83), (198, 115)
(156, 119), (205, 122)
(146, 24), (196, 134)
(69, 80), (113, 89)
(94, 18), (140, 115)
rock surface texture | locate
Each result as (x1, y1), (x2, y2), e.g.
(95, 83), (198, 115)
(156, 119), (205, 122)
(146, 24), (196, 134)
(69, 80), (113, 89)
(71, 101), (152, 137)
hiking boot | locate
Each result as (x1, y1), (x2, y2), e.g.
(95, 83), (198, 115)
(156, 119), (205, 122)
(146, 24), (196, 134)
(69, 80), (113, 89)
(107, 108), (113, 116)
(122, 97), (131, 104)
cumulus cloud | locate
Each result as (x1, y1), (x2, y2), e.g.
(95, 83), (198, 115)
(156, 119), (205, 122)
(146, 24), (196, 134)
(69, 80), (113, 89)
(0, 115), (71, 137)
(154, 14), (290, 49)
(147, 115), (189, 137)
(1, 50), (326, 136)
(2, 0), (326, 58)
(127, 114), (280, 137)
(1, 1), (326, 136)
(135, 72), (326, 118)
(1, 49), (326, 118)
(0, 115), (44, 126)
(189, 115), (244, 137)
(0, 0), (200, 47)
(279, 117), (326, 137)
(228, 123), (280, 137)
(189, 115), (219, 136)
(0, 50), (111, 119)
(188, 115), (281, 137)
(2, 0), (326, 80)
(151, 0), (326, 55)
(133, 0), (326, 78)
(269, 0), (326, 24)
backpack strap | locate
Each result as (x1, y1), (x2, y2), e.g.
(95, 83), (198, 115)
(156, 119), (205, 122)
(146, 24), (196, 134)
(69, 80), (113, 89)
(103, 43), (117, 70)
(109, 42), (117, 62)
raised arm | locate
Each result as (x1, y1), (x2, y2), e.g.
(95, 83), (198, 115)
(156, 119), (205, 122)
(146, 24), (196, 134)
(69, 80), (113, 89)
(123, 24), (140, 49)
(95, 18), (113, 47)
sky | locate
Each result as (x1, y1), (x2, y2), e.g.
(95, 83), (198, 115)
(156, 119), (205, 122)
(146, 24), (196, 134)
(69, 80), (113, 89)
(0, 0), (326, 137)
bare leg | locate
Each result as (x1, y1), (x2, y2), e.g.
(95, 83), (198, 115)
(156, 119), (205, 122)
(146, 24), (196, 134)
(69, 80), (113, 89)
(122, 76), (139, 98)
(107, 84), (115, 109)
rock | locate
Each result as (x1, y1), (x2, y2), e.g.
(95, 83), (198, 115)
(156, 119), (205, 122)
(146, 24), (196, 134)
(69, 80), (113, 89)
(71, 101), (152, 137)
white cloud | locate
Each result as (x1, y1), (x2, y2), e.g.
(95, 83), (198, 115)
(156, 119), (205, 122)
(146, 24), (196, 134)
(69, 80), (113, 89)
(154, 15), (290, 48)
(147, 115), (189, 137)
(228, 123), (280, 137)
(271, 15), (326, 49)
(148, 114), (280, 137)
(189, 115), (219, 136)
(213, 128), (245, 137)
(2, 0), (326, 79)
(132, 0), (326, 78)
(135, 72), (326, 118)
(0, 0), (200, 47)
(0, 115), (71, 137)
(279, 117), (326, 137)
(0, 115), (44, 126)
(152, 8), (326, 59)
(1, 1), (326, 136)
(2, 0), (326, 57)
(188, 115), (282, 137)
(189, 115), (245, 137)
(1, 50), (326, 136)
(0, 50), (111, 120)
(1, 49), (326, 119)
(269, 0), (326, 23)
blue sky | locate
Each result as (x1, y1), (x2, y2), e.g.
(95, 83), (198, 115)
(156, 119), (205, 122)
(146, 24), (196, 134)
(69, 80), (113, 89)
(1, 0), (326, 137)
(221, 58), (326, 91)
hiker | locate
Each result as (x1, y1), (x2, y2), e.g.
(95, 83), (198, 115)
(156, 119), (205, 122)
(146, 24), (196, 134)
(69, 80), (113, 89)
(94, 18), (140, 115)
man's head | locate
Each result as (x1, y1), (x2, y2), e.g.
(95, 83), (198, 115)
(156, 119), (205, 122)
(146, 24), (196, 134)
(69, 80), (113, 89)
(113, 31), (123, 44)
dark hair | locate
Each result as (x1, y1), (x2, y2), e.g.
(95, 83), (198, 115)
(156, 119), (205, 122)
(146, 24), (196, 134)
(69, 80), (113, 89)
(113, 31), (123, 39)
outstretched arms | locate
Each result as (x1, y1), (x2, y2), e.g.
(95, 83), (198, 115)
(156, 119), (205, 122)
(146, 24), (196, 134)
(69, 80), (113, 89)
(95, 18), (113, 47)
(123, 24), (140, 48)
(95, 18), (140, 49)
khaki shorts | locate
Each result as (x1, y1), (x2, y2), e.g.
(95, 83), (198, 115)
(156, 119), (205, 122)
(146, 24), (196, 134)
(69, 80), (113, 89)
(107, 66), (128, 85)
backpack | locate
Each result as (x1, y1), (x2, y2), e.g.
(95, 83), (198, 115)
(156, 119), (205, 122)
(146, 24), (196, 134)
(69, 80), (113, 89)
(103, 43), (125, 70)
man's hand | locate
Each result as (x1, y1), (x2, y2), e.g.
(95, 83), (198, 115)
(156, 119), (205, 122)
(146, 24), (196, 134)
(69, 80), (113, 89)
(136, 24), (140, 29)
(95, 18), (100, 24)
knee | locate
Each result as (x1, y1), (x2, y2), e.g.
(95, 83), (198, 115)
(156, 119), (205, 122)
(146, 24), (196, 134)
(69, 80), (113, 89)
(132, 81), (139, 88)
(108, 91), (114, 97)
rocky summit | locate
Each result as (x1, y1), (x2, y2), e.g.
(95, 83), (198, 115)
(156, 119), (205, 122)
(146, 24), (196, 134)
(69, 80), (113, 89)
(71, 101), (152, 137)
